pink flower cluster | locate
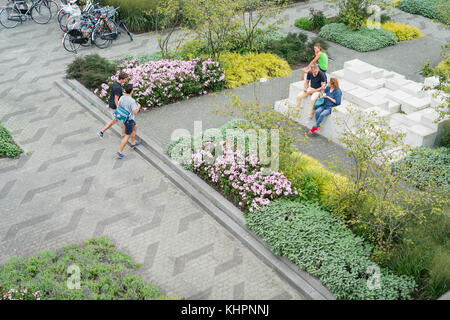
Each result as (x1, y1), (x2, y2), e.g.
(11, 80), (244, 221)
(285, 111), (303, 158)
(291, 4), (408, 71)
(191, 141), (297, 213)
(96, 58), (225, 109)
(1, 288), (41, 300)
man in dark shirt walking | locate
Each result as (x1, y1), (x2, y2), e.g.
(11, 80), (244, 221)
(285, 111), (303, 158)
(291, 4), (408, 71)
(98, 72), (128, 138)
(294, 64), (327, 120)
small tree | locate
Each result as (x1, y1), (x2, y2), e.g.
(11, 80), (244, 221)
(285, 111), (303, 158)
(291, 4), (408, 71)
(183, 0), (243, 60)
(423, 44), (450, 123)
(327, 109), (446, 262)
(148, 0), (186, 59)
(237, 0), (289, 52)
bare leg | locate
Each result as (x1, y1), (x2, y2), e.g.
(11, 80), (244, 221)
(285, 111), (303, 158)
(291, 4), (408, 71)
(101, 119), (117, 134)
(130, 125), (137, 145)
(121, 124), (125, 137)
(118, 135), (130, 153)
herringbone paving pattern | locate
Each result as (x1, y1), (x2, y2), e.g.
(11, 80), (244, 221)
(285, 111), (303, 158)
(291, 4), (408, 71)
(0, 15), (303, 299)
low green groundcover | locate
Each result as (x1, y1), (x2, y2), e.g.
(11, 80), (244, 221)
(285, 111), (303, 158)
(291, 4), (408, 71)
(0, 124), (23, 159)
(0, 238), (169, 300)
(319, 23), (397, 52)
(397, 0), (448, 25)
(246, 200), (416, 300)
(392, 146), (450, 190)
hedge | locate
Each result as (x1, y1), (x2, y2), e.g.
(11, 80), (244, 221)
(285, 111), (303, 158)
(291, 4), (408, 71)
(0, 124), (23, 159)
(397, 0), (447, 24)
(381, 21), (423, 41)
(319, 23), (397, 52)
(246, 200), (416, 300)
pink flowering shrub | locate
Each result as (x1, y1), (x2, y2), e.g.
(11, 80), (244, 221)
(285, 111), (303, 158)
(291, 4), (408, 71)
(191, 141), (297, 213)
(0, 287), (41, 300)
(96, 58), (225, 109)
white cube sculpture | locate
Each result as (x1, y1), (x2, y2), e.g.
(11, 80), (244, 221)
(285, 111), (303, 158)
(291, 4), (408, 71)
(273, 59), (449, 151)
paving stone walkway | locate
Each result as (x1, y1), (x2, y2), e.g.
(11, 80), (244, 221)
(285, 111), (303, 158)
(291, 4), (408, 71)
(0, 0), (447, 300)
(0, 16), (304, 300)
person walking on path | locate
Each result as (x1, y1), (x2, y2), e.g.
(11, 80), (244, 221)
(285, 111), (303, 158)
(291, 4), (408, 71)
(309, 77), (342, 134)
(116, 84), (142, 159)
(295, 64), (327, 119)
(98, 71), (128, 138)
(300, 43), (328, 81)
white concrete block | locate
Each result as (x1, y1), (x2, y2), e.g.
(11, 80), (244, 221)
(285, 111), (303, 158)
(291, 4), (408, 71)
(382, 70), (397, 79)
(385, 76), (411, 91)
(405, 124), (437, 147)
(386, 90), (413, 105)
(344, 66), (373, 82)
(401, 82), (427, 98)
(373, 87), (394, 98)
(331, 69), (345, 79)
(401, 96), (431, 114)
(338, 78), (359, 92)
(363, 107), (391, 121)
(288, 81), (305, 102)
(384, 99), (401, 114)
(424, 76), (439, 88)
(344, 59), (370, 70)
(345, 87), (373, 107)
(359, 78), (386, 90)
(362, 94), (389, 110)
(370, 67), (384, 79)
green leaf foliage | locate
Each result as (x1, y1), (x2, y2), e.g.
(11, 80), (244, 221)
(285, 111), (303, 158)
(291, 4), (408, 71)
(0, 238), (171, 300)
(319, 23), (397, 52)
(392, 146), (450, 190)
(0, 124), (23, 159)
(66, 54), (116, 89)
(246, 199), (416, 300)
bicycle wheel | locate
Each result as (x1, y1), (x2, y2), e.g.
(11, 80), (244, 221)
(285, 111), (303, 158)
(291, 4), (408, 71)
(62, 32), (81, 53)
(31, 3), (52, 24)
(43, 0), (59, 19)
(59, 12), (71, 31)
(0, 7), (20, 29)
(92, 22), (114, 49)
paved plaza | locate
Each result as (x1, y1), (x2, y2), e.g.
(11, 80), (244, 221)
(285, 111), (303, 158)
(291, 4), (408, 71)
(0, 0), (448, 300)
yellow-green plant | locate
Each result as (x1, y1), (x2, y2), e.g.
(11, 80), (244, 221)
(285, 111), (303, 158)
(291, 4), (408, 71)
(219, 52), (291, 89)
(381, 21), (423, 41)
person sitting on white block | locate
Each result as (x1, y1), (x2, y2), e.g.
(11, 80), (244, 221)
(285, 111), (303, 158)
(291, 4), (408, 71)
(294, 64), (327, 119)
(309, 77), (342, 134)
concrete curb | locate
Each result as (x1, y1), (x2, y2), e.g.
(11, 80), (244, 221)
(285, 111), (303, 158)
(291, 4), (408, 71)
(55, 77), (335, 301)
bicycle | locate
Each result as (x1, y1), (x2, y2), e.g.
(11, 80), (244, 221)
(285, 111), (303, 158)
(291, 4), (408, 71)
(114, 9), (133, 42)
(91, 6), (117, 49)
(41, 0), (59, 19)
(62, 12), (95, 53)
(0, 0), (52, 28)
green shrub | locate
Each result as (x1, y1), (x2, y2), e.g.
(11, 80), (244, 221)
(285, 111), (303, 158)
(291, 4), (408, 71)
(319, 23), (397, 52)
(246, 200), (416, 300)
(309, 7), (327, 30)
(397, 0), (446, 24)
(0, 124), (23, 159)
(219, 52), (292, 89)
(66, 54), (116, 89)
(392, 146), (450, 190)
(337, 0), (369, 31)
(294, 17), (313, 31)
(386, 213), (450, 299)
(0, 237), (172, 300)
(264, 32), (308, 65)
(440, 123), (450, 148)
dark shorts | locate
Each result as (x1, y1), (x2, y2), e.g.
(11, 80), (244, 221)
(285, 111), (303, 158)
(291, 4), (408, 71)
(320, 67), (327, 73)
(124, 120), (136, 135)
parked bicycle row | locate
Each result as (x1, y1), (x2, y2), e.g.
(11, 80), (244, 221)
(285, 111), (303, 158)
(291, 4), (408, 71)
(0, 0), (134, 53)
